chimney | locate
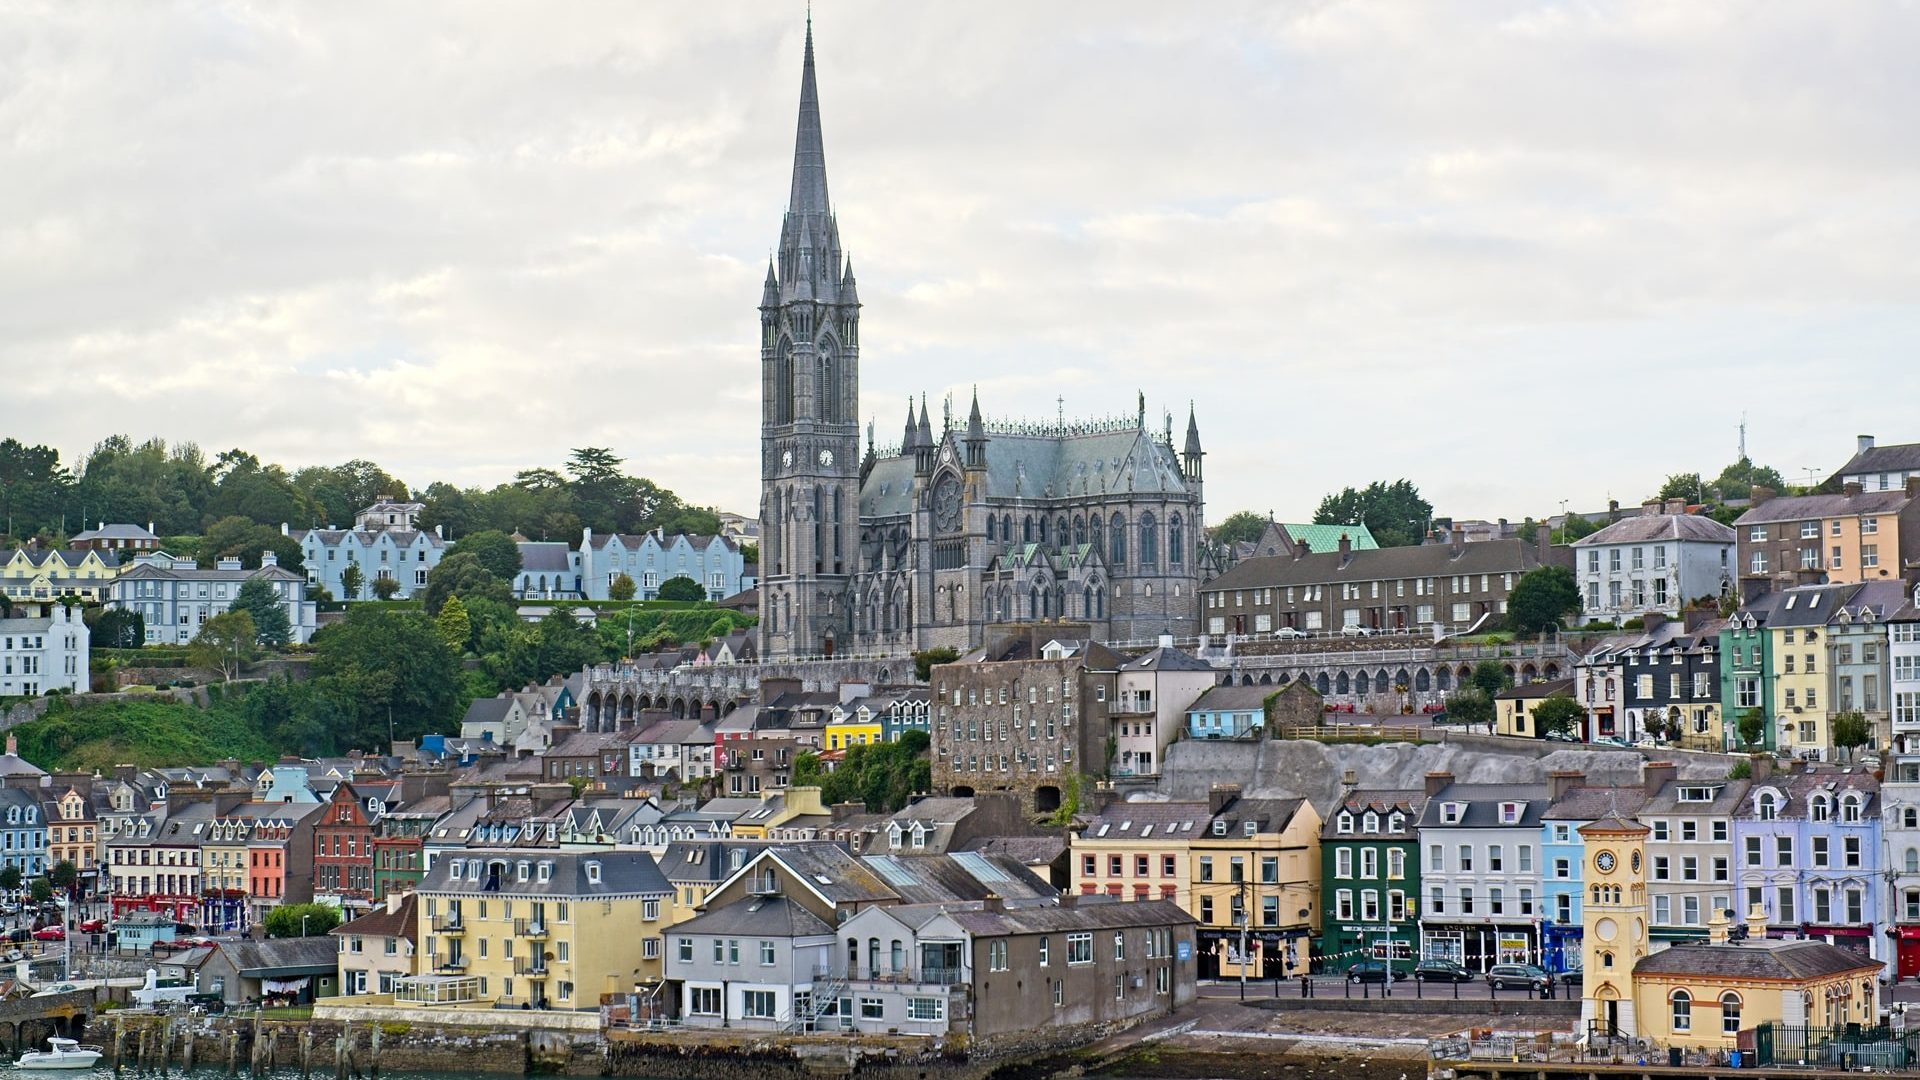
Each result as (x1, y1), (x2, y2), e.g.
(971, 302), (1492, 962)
(1749, 754), (1774, 783)
(1546, 769), (1582, 804)
(1859, 434), (1876, 455)
(1664, 499), (1687, 515)
(216, 556), (243, 571)
(1843, 482), (1863, 498)
(1642, 761), (1677, 798)
(3, 735), (14, 758)
(1750, 485), (1776, 506)
(114, 764), (137, 783)
(1608, 499), (1621, 522)
(1293, 538), (1309, 560)
(982, 892), (1005, 913)
(261, 551), (278, 568)
(1449, 530), (1466, 559)
(1642, 499), (1663, 516)
(1341, 769), (1357, 788)
(1337, 534), (1353, 566)
(1424, 771), (1453, 798)
(1642, 612), (1669, 636)
(1745, 903), (1769, 942)
(1708, 908), (1730, 946)
(1208, 784), (1241, 815)
(1536, 523), (1552, 565)
(1058, 893), (1078, 910)
(1787, 756), (1808, 776)
(1907, 475), (1920, 498)
(1088, 784), (1120, 815)
(530, 782), (573, 814)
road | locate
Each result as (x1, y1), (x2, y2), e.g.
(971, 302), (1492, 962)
(1199, 973), (1569, 1003)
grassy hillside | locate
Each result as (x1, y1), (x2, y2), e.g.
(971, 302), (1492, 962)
(11, 693), (281, 771)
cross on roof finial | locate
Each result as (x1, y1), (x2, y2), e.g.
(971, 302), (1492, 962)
(1606, 784), (1621, 820)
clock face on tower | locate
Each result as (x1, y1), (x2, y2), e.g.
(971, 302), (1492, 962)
(1595, 851), (1616, 873)
(819, 449), (834, 467)
(780, 450), (793, 469)
(933, 475), (962, 533)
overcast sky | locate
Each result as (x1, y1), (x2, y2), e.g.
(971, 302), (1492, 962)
(5, 2), (1917, 523)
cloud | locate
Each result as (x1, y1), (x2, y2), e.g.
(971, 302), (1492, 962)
(2, 1), (1916, 521)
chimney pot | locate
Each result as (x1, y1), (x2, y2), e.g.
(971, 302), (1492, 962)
(1208, 784), (1241, 815)
(1424, 771), (1453, 798)
(1341, 769), (1357, 787)
(1906, 475), (1920, 498)
(1859, 434), (1876, 454)
(1642, 761), (1677, 798)
(1294, 538), (1309, 560)
(1843, 482), (1863, 498)
(1664, 499), (1687, 515)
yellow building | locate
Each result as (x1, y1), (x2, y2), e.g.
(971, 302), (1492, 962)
(1581, 815), (1880, 1049)
(1070, 797), (1210, 909)
(47, 787), (96, 883)
(1495, 679), (1577, 738)
(822, 709), (883, 751)
(1187, 788), (1320, 979)
(730, 786), (829, 840)
(1764, 585), (1853, 755)
(0, 548), (121, 604)
(417, 850), (676, 1009)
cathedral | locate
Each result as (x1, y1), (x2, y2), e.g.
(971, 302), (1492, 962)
(757, 24), (1206, 660)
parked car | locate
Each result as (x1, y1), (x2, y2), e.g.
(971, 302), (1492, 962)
(1340, 625), (1376, 638)
(78, 919), (107, 934)
(1591, 736), (1628, 748)
(1414, 959), (1477, 983)
(32, 926), (64, 942)
(1486, 963), (1553, 991)
(1346, 959), (1409, 984)
(1560, 968), (1584, 989)
(1545, 729), (1579, 742)
(2, 928), (29, 943)
(1272, 627), (1307, 640)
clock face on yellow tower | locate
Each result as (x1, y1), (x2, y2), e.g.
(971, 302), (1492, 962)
(1595, 850), (1616, 873)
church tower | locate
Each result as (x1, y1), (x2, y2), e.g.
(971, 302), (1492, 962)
(759, 19), (861, 659)
(1579, 813), (1651, 1039)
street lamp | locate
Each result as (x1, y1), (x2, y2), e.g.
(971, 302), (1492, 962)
(301, 914), (310, 938)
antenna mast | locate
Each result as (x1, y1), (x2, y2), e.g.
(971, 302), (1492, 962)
(1739, 412), (1747, 462)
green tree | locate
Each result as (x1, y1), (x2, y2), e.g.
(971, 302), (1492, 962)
(1444, 689), (1494, 731)
(449, 529), (522, 581)
(1311, 479), (1432, 547)
(1212, 511), (1269, 548)
(1831, 710), (1873, 757)
(1713, 457), (1788, 499)
(1737, 708), (1766, 749)
(435, 595), (472, 653)
(1551, 513), (1599, 545)
(609, 573), (637, 601)
(27, 878), (51, 904)
(190, 610), (257, 682)
(264, 902), (341, 938)
(339, 563), (365, 602)
(47, 861), (77, 890)
(200, 514), (305, 572)
(1469, 660), (1511, 698)
(913, 647), (960, 681)
(658, 576), (705, 601)
(231, 578), (292, 647)
(310, 607), (461, 748)
(1530, 696), (1585, 738)
(0, 866), (21, 893)
(422, 552), (512, 615)
(1655, 473), (1706, 504)
(88, 608), (146, 650)
(1507, 565), (1582, 635)
(371, 576), (401, 600)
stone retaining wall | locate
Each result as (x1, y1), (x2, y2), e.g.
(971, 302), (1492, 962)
(1250, 995), (1581, 1017)
(89, 1013), (538, 1076)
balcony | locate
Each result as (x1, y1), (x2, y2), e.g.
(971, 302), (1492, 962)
(514, 918), (548, 940)
(1113, 694), (1155, 716)
(437, 955), (469, 972)
(514, 956), (549, 976)
(431, 914), (465, 934)
(832, 965), (966, 986)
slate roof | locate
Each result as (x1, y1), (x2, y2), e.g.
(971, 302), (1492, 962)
(859, 852), (1056, 906)
(1745, 583), (1864, 629)
(1573, 513), (1735, 547)
(70, 524), (159, 543)
(957, 835), (1068, 866)
(1640, 777), (1750, 817)
(460, 697), (514, 728)
(750, 845), (896, 905)
(1735, 490), (1913, 526)
(860, 426), (1190, 519)
(1496, 678), (1575, 701)
(1634, 939), (1880, 981)
(1204, 536), (1543, 592)
(1, 548), (116, 569)
(1741, 768), (1879, 819)
(214, 937), (341, 976)
(1544, 786), (1650, 822)
(1119, 646), (1214, 673)
(1833, 441), (1920, 482)
(1082, 800), (1214, 841)
(515, 543), (575, 573)
(656, 840), (776, 884)
(1186, 684), (1274, 713)
(1207, 797), (1308, 837)
(1321, 790), (1426, 840)
(1416, 783), (1551, 829)
(947, 898), (1194, 937)
(417, 850), (669, 896)
(672, 894), (834, 938)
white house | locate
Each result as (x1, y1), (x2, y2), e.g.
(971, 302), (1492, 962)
(1415, 774), (1552, 972)
(285, 499), (445, 601)
(0, 602), (89, 695)
(1111, 644), (1218, 778)
(107, 553), (319, 645)
(1573, 502), (1734, 623)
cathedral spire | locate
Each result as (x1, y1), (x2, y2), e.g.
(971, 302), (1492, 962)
(789, 17), (830, 219)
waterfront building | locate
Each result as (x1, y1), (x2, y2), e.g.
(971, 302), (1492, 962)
(1319, 785), (1425, 976)
(1188, 788), (1318, 979)
(1415, 772), (1550, 970)
(1731, 761), (1883, 971)
(333, 892), (419, 996)
(0, 604), (88, 696)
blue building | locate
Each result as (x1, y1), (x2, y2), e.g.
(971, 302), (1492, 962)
(1184, 684), (1270, 739)
(1539, 774), (1648, 976)
(0, 786), (47, 878)
(1732, 763), (1884, 973)
(513, 542), (582, 600)
(286, 499), (445, 601)
(581, 529), (748, 601)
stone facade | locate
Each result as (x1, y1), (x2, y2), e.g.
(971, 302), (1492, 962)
(756, 27), (1204, 661)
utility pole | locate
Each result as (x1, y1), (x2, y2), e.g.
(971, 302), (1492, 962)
(1238, 875), (1249, 1001)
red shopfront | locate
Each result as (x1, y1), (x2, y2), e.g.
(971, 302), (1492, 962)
(1895, 927), (1920, 980)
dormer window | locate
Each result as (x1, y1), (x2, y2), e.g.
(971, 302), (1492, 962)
(517, 860), (531, 882)
(1243, 820), (1257, 837)
(1842, 795), (1863, 824)
(1757, 793), (1778, 821)
(1336, 813), (1354, 834)
(537, 862), (553, 883)
(450, 858), (464, 878)
(1440, 803), (1463, 825)
(1212, 819), (1228, 836)
(1499, 802), (1521, 824)
(1388, 813), (1404, 831)
(585, 861), (601, 884)
(1810, 796), (1830, 822)
(1362, 813), (1379, 834)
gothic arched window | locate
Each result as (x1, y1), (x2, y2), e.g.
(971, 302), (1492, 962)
(1024, 516), (1035, 544)
(1169, 514), (1183, 565)
(1109, 513), (1127, 566)
(819, 346), (838, 424)
(1074, 516), (1087, 548)
(1139, 512), (1158, 568)
(775, 337), (795, 424)
(1084, 587), (1095, 618)
(1089, 515), (1104, 558)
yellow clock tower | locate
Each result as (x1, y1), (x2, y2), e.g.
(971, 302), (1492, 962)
(1579, 814), (1651, 1039)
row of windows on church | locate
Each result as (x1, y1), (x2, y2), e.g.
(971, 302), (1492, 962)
(992, 512), (1184, 569)
(770, 338), (851, 426)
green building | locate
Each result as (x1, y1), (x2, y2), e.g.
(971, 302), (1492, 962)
(1721, 599), (1779, 751)
(1319, 787), (1426, 973)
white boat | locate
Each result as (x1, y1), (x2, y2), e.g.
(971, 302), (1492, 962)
(16, 1037), (104, 1069)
